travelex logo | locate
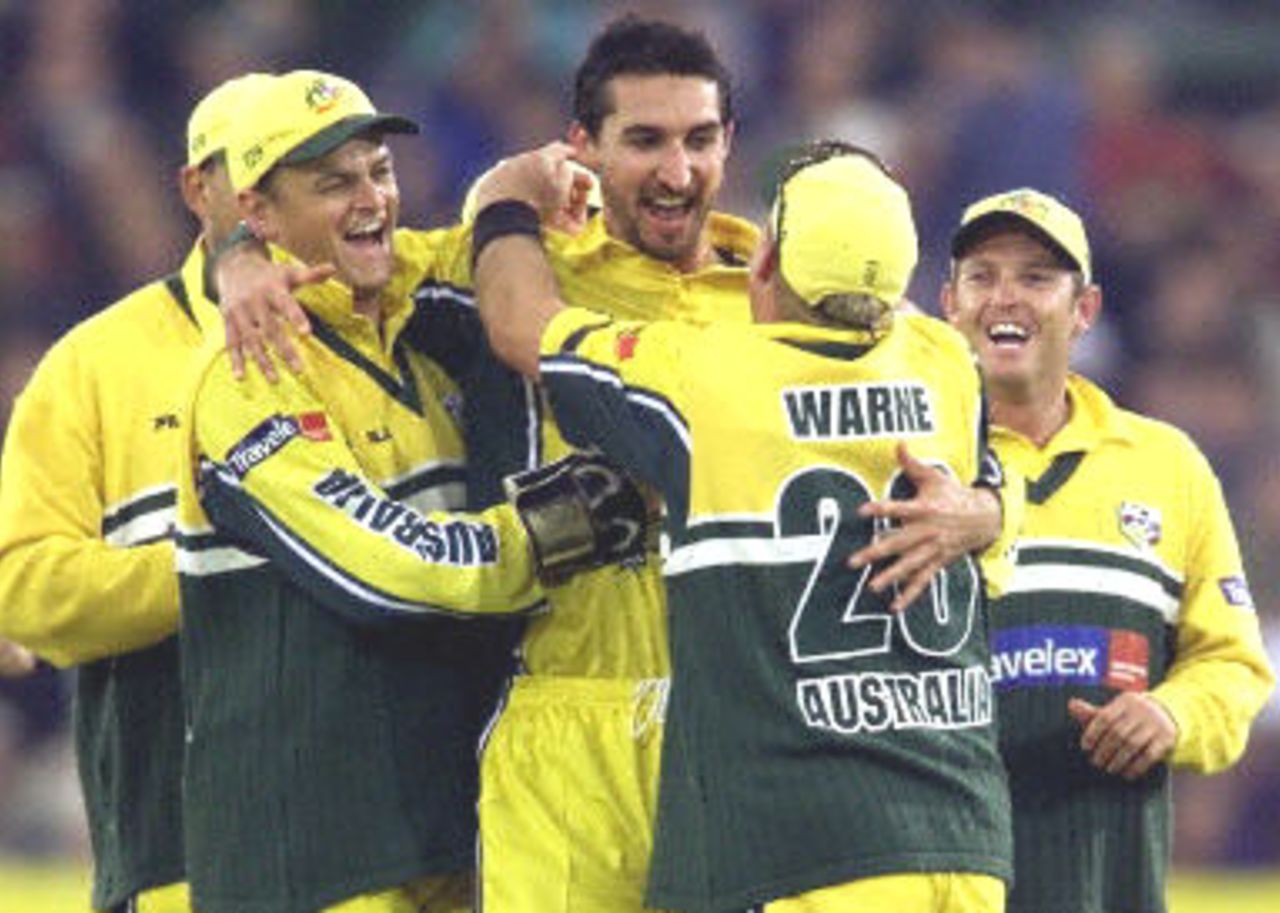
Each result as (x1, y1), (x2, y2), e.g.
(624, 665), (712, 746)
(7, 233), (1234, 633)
(990, 625), (1149, 692)
(226, 415), (300, 478)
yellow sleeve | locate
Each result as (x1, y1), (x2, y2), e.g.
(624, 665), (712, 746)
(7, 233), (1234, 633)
(1151, 442), (1275, 772)
(189, 357), (541, 621)
(394, 225), (473, 288)
(0, 338), (178, 667)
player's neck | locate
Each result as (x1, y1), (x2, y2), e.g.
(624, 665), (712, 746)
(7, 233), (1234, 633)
(991, 384), (1071, 448)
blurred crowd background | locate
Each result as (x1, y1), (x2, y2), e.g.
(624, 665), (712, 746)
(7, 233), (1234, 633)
(1, 0), (1278, 894)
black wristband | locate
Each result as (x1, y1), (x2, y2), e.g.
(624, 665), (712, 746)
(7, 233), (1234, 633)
(472, 200), (541, 268)
(208, 220), (260, 267)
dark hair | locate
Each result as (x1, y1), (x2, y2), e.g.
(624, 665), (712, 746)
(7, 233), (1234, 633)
(572, 15), (733, 137)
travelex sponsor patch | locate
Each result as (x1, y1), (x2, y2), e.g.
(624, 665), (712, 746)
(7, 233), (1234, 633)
(991, 625), (1149, 691)
(226, 415), (301, 478)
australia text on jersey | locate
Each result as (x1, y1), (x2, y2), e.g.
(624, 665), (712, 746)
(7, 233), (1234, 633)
(313, 468), (499, 566)
(798, 665), (993, 735)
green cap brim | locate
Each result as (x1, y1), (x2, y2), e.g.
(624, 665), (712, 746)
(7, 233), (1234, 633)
(951, 212), (1082, 273)
(278, 113), (420, 167)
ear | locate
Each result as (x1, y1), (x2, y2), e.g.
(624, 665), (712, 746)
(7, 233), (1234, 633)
(239, 189), (275, 242)
(568, 122), (599, 171)
(748, 236), (780, 322)
(1071, 284), (1103, 339)
(751, 235), (779, 285)
(721, 119), (735, 158)
(178, 165), (203, 218)
(940, 279), (959, 325)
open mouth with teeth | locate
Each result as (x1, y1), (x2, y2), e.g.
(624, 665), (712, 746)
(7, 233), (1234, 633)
(987, 322), (1030, 347)
(344, 223), (387, 249)
(641, 193), (696, 226)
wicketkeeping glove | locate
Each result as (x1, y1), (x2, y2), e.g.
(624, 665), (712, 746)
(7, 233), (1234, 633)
(504, 451), (659, 587)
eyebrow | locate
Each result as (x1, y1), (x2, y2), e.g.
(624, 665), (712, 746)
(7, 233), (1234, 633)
(619, 119), (722, 138)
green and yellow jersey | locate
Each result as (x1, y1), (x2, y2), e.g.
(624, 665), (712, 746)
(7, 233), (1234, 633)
(0, 242), (219, 910)
(537, 306), (1013, 913)
(410, 211), (758, 676)
(405, 210), (759, 913)
(990, 373), (1275, 913)
(174, 230), (530, 913)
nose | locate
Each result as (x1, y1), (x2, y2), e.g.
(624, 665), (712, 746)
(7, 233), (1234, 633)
(352, 174), (385, 210)
(992, 272), (1020, 306)
(655, 143), (693, 190)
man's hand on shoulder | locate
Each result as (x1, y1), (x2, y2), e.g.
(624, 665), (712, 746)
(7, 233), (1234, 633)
(213, 231), (331, 381)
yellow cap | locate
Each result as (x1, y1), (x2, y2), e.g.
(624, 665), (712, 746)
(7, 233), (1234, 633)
(186, 72), (273, 167)
(227, 69), (419, 191)
(772, 153), (918, 307)
(951, 188), (1091, 283)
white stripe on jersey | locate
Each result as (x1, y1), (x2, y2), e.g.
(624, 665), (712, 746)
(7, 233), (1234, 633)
(103, 484), (176, 547)
(1005, 563), (1181, 625)
(542, 358), (691, 452)
(665, 533), (827, 578)
(1017, 537), (1184, 584)
(175, 543), (268, 576)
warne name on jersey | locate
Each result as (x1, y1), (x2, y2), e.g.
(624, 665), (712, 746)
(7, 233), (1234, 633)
(783, 381), (935, 441)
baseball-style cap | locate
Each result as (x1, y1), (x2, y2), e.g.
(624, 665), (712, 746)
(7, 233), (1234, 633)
(951, 188), (1091, 283)
(227, 69), (419, 191)
(186, 72), (274, 168)
(772, 152), (918, 308)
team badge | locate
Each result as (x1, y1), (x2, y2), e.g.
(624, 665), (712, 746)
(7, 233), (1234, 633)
(997, 190), (1052, 222)
(304, 77), (341, 114)
(1117, 501), (1161, 550)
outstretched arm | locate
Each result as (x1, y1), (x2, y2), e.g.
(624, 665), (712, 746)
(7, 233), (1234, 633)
(210, 232), (329, 380)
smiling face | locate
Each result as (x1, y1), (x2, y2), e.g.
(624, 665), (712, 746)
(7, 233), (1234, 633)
(245, 135), (399, 305)
(572, 74), (731, 273)
(942, 229), (1100, 409)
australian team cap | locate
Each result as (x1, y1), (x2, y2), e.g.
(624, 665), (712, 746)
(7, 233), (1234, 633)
(228, 69), (419, 191)
(186, 72), (274, 168)
(951, 188), (1092, 283)
(772, 151), (918, 308)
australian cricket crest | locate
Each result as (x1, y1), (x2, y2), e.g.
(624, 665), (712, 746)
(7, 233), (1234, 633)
(1118, 501), (1162, 550)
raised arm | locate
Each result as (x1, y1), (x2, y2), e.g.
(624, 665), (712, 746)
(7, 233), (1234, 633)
(470, 142), (591, 378)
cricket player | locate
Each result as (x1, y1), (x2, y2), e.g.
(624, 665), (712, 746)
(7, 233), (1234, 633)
(0, 74), (269, 913)
(210, 19), (1011, 913)
(469, 139), (1017, 912)
(942, 188), (1276, 912)
(176, 69), (649, 913)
